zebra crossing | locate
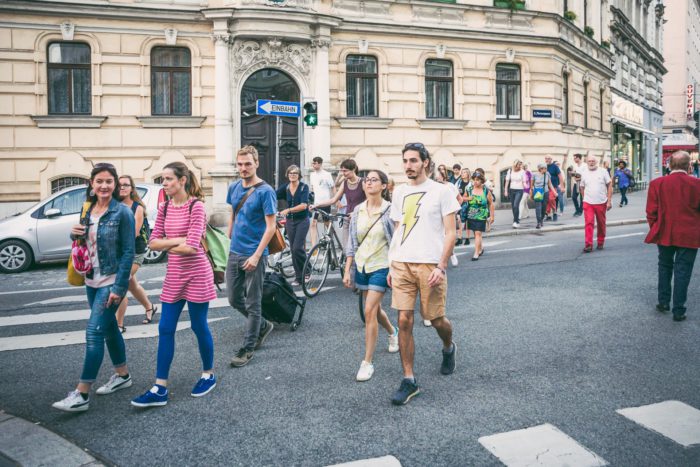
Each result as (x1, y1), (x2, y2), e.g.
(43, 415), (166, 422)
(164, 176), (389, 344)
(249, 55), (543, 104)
(330, 400), (700, 466)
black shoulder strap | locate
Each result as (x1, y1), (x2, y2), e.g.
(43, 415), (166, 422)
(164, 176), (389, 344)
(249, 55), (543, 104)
(357, 205), (391, 249)
(233, 181), (265, 223)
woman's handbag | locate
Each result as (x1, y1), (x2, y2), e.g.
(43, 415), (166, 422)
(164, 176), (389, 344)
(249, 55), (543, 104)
(267, 221), (286, 255)
(67, 202), (93, 286)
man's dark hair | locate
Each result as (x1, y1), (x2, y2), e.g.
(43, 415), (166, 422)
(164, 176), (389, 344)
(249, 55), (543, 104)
(340, 158), (358, 174)
(312, 156), (323, 164)
(573, 153), (583, 160)
(402, 142), (430, 161)
(452, 163), (461, 170)
(669, 151), (691, 171)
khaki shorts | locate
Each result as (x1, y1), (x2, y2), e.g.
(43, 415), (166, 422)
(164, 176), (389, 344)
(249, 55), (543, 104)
(390, 261), (447, 321)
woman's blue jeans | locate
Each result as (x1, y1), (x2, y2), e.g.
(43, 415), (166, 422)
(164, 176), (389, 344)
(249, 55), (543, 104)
(80, 286), (127, 384)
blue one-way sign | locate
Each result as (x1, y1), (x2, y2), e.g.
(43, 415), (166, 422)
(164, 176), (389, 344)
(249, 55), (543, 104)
(256, 99), (301, 117)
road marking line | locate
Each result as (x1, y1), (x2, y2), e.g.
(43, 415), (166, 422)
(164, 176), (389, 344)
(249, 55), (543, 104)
(605, 232), (645, 239)
(453, 240), (510, 251)
(617, 400), (700, 447)
(0, 317), (228, 352)
(327, 455), (401, 467)
(26, 289), (164, 307)
(0, 297), (232, 327)
(478, 423), (608, 467)
(0, 276), (166, 297)
(487, 244), (556, 253)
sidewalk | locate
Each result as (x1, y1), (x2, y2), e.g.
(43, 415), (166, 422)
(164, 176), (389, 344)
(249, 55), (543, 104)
(0, 410), (105, 467)
(483, 189), (648, 238)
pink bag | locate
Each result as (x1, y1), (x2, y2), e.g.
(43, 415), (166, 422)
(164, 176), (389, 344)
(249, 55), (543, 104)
(71, 240), (92, 274)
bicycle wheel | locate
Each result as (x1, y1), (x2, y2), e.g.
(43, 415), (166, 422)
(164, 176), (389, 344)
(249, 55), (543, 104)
(302, 243), (330, 298)
(358, 289), (365, 324)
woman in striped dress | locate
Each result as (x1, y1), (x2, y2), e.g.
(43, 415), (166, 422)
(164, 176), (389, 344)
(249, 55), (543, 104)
(131, 162), (217, 407)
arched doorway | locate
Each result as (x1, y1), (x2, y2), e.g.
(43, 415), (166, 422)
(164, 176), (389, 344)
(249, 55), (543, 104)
(240, 69), (300, 188)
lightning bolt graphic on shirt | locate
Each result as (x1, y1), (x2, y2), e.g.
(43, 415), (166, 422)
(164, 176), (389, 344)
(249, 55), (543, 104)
(401, 192), (426, 244)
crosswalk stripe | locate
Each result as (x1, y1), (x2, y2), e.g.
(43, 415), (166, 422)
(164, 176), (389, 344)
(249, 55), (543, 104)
(26, 289), (164, 307)
(0, 317), (228, 352)
(0, 297), (231, 327)
(478, 423), (607, 467)
(326, 455), (401, 467)
(617, 400), (700, 447)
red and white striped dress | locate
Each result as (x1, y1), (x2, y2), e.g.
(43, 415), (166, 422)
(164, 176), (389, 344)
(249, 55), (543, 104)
(152, 198), (216, 304)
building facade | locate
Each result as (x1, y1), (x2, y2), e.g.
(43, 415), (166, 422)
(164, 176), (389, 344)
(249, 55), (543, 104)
(0, 0), (617, 219)
(608, 0), (666, 183)
(661, 0), (700, 163)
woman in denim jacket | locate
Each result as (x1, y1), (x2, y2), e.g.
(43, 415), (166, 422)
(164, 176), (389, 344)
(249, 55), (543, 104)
(343, 169), (399, 382)
(52, 163), (135, 412)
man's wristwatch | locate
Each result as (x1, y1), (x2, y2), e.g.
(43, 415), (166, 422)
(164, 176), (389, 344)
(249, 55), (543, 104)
(435, 267), (446, 275)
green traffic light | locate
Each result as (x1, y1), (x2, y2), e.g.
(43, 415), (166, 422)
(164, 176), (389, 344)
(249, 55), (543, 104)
(304, 114), (318, 126)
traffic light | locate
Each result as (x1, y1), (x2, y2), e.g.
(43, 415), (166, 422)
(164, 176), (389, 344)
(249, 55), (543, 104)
(694, 110), (699, 138)
(303, 101), (318, 127)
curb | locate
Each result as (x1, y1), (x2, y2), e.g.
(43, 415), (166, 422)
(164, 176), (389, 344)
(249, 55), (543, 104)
(485, 218), (647, 239)
(0, 411), (108, 467)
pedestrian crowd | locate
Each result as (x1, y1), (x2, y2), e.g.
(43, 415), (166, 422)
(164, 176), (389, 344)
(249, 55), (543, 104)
(52, 146), (699, 412)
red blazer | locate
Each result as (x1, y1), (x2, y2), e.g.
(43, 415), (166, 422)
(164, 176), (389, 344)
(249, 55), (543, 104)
(645, 172), (700, 249)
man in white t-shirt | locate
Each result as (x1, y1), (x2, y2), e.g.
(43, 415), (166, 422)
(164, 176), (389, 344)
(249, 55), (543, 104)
(387, 143), (460, 406)
(308, 156), (335, 245)
(580, 154), (612, 252)
(570, 153), (586, 217)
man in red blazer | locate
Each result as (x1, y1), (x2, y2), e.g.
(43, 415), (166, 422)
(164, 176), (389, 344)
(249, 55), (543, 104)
(645, 151), (700, 321)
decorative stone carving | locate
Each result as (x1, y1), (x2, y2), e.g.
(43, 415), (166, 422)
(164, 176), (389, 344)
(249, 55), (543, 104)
(164, 28), (178, 46)
(562, 60), (572, 74)
(212, 33), (233, 45)
(583, 71), (591, 84)
(358, 39), (368, 53)
(332, 0), (390, 18)
(413, 5), (463, 25)
(485, 11), (532, 31)
(231, 39), (312, 80)
(60, 21), (74, 41)
(505, 48), (515, 63)
(435, 44), (446, 59)
(311, 39), (331, 50)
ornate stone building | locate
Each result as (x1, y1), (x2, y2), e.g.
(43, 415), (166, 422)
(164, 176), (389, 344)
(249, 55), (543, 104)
(0, 0), (617, 218)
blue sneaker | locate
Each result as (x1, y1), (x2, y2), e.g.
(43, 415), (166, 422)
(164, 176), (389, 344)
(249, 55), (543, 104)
(391, 378), (420, 406)
(191, 374), (217, 397)
(131, 385), (168, 408)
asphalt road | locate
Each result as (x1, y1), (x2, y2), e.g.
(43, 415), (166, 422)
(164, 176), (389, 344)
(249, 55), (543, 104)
(0, 224), (698, 466)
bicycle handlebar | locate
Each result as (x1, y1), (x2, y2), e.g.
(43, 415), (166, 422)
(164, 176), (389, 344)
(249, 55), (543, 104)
(310, 207), (349, 221)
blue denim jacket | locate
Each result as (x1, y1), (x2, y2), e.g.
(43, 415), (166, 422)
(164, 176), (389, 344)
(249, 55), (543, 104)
(73, 198), (135, 297)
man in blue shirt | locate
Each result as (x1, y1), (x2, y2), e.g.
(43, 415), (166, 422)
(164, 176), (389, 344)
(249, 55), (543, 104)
(545, 155), (566, 221)
(226, 145), (278, 367)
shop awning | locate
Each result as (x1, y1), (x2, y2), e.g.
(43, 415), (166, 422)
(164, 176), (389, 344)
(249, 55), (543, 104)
(610, 118), (655, 135)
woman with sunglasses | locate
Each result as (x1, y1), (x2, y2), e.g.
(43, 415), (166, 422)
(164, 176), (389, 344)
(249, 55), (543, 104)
(343, 170), (398, 382)
(276, 165), (310, 286)
(115, 175), (158, 333)
(52, 163), (135, 412)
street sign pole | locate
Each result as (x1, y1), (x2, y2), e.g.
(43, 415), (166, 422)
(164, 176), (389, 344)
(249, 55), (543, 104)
(275, 116), (281, 189)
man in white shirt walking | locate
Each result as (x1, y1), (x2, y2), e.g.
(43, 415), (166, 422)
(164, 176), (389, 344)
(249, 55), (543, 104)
(571, 153), (586, 217)
(388, 142), (460, 406)
(308, 156), (335, 246)
(580, 155), (612, 252)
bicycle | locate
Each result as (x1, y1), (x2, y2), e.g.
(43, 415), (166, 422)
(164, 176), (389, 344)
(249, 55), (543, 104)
(266, 216), (295, 280)
(301, 208), (349, 298)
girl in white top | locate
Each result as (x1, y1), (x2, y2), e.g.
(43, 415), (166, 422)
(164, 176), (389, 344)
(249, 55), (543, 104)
(504, 159), (526, 228)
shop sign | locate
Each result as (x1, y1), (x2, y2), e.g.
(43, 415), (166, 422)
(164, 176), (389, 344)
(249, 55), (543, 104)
(611, 94), (643, 126)
(687, 84), (695, 120)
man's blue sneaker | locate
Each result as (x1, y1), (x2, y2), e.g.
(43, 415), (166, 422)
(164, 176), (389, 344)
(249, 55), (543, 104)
(131, 385), (168, 407)
(391, 378), (420, 406)
(191, 374), (217, 397)
(441, 342), (456, 375)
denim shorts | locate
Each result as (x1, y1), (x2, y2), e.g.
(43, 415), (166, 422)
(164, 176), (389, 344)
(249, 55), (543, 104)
(354, 266), (389, 293)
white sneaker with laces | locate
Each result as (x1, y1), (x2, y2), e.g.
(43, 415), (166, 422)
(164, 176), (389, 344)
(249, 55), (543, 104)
(450, 254), (458, 267)
(52, 390), (89, 412)
(96, 373), (132, 395)
(512, 222), (520, 228)
(356, 360), (375, 382)
(423, 319), (432, 327)
(388, 328), (399, 353)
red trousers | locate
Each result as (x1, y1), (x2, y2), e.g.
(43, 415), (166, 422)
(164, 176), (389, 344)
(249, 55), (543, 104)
(583, 202), (607, 247)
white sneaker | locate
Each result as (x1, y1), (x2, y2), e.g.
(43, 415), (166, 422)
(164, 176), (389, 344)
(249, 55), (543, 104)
(450, 254), (459, 267)
(512, 222), (520, 228)
(96, 373), (132, 395)
(356, 360), (375, 382)
(423, 319), (432, 327)
(388, 328), (399, 353)
(52, 390), (89, 412)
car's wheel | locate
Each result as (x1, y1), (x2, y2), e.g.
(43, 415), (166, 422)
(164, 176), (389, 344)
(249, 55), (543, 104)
(143, 248), (166, 264)
(0, 240), (33, 273)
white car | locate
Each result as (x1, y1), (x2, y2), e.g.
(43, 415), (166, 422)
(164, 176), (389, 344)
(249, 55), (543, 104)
(0, 183), (165, 273)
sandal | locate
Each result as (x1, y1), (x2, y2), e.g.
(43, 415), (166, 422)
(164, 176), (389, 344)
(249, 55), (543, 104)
(142, 305), (159, 324)
(119, 326), (127, 334)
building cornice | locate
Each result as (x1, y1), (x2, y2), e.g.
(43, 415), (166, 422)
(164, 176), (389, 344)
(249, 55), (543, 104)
(0, 0), (205, 23)
(610, 6), (666, 75)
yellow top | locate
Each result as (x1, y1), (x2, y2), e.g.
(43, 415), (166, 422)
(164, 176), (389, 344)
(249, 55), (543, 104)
(354, 201), (390, 273)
